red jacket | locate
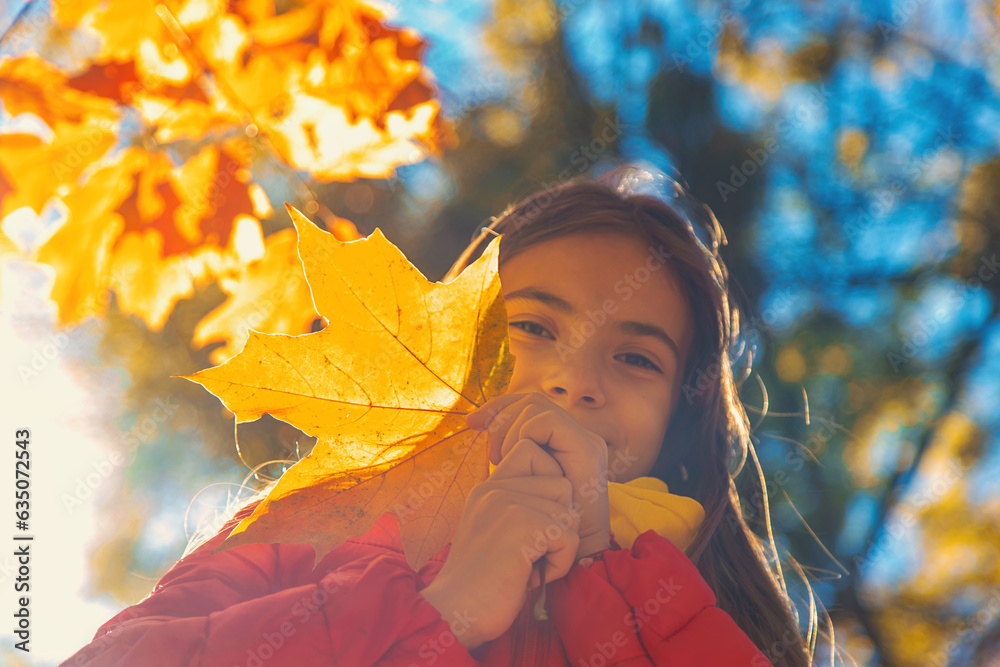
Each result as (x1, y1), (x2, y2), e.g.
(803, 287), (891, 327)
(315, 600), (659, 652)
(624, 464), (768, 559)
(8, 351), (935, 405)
(62, 499), (772, 666)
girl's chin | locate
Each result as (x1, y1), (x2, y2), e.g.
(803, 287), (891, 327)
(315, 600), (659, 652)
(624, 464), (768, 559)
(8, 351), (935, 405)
(604, 445), (616, 483)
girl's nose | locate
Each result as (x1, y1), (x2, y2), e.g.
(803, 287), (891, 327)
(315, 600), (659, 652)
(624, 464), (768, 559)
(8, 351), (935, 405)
(547, 385), (603, 406)
(542, 354), (606, 408)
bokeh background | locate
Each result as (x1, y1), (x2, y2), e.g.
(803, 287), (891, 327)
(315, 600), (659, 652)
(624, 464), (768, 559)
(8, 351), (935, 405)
(1, 0), (999, 665)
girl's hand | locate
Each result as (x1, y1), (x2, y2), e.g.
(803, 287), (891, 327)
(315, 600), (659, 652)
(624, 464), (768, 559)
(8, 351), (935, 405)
(419, 438), (579, 650)
(465, 392), (612, 560)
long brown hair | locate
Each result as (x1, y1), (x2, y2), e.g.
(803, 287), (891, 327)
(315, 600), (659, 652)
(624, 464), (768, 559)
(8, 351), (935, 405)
(443, 163), (823, 666)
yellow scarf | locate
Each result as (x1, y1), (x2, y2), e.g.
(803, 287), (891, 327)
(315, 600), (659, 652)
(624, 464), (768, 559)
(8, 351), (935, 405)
(487, 464), (705, 552)
(607, 476), (704, 551)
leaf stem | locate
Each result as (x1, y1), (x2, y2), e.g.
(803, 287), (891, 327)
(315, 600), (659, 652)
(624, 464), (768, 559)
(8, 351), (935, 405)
(532, 560), (549, 621)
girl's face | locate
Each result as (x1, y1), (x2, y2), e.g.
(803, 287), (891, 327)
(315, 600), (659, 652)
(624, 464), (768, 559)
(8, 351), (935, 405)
(498, 229), (694, 483)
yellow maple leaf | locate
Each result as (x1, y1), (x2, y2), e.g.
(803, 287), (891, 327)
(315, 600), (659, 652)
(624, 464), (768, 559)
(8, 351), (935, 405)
(183, 204), (513, 569)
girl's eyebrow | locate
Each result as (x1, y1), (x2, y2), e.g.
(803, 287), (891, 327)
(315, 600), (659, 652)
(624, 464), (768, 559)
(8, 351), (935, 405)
(505, 287), (681, 363)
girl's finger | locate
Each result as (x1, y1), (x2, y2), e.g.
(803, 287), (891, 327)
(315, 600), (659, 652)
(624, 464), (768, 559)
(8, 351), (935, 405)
(477, 475), (575, 509)
(525, 504), (580, 585)
(465, 392), (530, 431)
(489, 438), (564, 480)
(504, 493), (581, 576)
(517, 410), (607, 466)
(492, 403), (544, 465)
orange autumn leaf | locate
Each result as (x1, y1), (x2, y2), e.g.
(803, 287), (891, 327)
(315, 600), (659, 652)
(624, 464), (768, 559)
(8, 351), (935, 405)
(66, 58), (213, 107)
(183, 205), (513, 569)
(0, 122), (116, 217)
(129, 143), (255, 256)
(0, 134), (44, 217)
(63, 38), (237, 143)
(113, 157), (189, 256)
(80, 0), (188, 71)
(172, 141), (265, 248)
(200, 0), (456, 181)
(53, 0), (453, 175)
(66, 54), (240, 145)
(109, 229), (230, 330)
(245, 3), (325, 46)
(145, 97), (241, 144)
(56, 0), (240, 142)
(35, 144), (260, 329)
(35, 154), (138, 325)
(20, 0), (452, 343)
(30, 0), (453, 178)
(65, 61), (145, 106)
(0, 56), (118, 128)
(50, 0), (100, 27)
(0, 153), (13, 206)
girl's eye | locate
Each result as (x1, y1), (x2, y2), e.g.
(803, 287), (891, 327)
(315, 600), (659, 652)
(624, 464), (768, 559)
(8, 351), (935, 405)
(509, 320), (554, 339)
(509, 320), (663, 373)
(617, 352), (662, 373)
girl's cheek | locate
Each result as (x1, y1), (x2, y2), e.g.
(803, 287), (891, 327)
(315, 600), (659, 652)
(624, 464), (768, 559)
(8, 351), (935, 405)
(507, 343), (542, 381)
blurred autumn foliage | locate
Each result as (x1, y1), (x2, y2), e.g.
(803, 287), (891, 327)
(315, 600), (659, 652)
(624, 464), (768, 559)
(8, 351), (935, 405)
(0, 0), (454, 361)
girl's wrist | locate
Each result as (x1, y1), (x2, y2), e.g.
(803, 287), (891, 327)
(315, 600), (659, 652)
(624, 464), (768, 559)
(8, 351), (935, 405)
(576, 530), (619, 561)
(576, 531), (621, 567)
(419, 580), (484, 650)
(576, 525), (621, 560)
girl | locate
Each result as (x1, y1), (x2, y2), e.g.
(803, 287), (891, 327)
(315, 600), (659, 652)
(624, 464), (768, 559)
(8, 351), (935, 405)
(62, 163), (819, 666)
